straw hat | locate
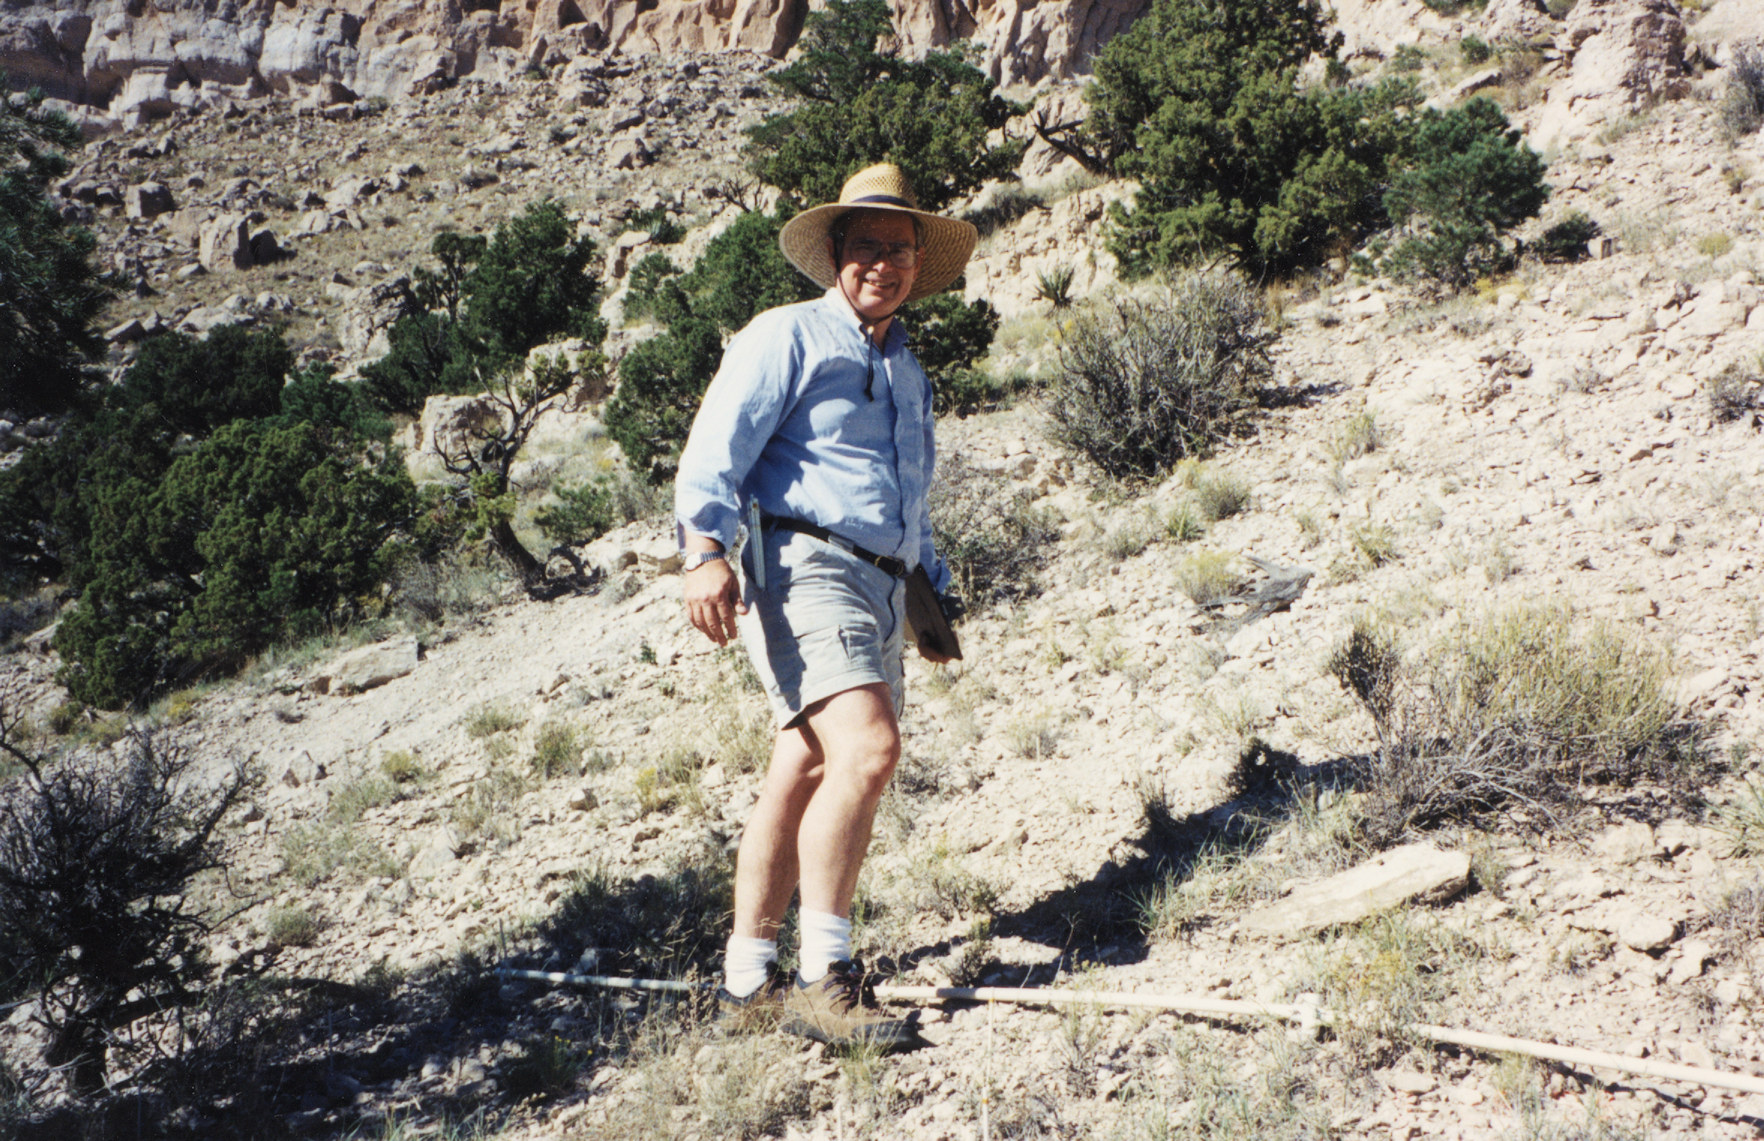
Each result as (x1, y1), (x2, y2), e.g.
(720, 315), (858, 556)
(778, 163), (978, 305)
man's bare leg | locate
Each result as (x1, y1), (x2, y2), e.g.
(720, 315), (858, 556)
(731, 728), (823, 941)
(795, 683), (900, 918)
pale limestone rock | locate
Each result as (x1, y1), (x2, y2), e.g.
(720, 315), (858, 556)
(3, 0), (1147, 120)
(320, 636), (420, 694)
(1677, 665), (1730, 706)
(1482, 0), (1555, 44)
(280, 749), (325, 788)
(890, 0), (1151, 85)
(1443, 67), (1503, 105)
(1656, 818), (1715, 855)
(338, 275), (411, 361)
(1382, 1071), (1438, 1094)
(610, 229), (653, 279)
(179, 304), (248, 334)
(409, 842), (457, 883)
(1680, 293), (1750, 337)
(105, 317), (145, 342)
(607, 137), (651, 171)
(635, 538), (683, 576)
(1593, 820), (1658, 864)
(963, 183), (1126, 317)
(293, 208), (336, 237)
(1618, 911), (1678, 951)
(324, 175), (378, 210)
(1536, 0), (1689, 145)
(1670, 939), (1714, 984)
(1694, 0), (1764, 53)
(1329, 0), (1442, 61)
(198, 212), (253, 272)
(1240, 843), (1470, 937)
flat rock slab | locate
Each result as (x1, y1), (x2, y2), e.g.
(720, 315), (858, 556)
(317, 636), (419, 694)
(1241, 842), (1470, 938)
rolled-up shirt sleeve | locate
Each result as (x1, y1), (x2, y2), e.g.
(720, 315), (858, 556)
(674, 312), (801, 551)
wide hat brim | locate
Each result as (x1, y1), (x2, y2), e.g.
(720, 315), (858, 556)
(779, 199), (978, 305)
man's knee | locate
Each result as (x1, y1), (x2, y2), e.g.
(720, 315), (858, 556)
(842, 731), (899, 794)
(767, 729), (823, 788)
(806, 683), (900, 797)
(827, 716), (899, 797)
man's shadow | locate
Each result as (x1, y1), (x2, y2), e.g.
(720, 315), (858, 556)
(948, 746), (1356, 983)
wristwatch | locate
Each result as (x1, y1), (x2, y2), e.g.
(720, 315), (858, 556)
(681, 550), (727, 573)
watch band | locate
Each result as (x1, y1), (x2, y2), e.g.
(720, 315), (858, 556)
(682, 550), (726, 573)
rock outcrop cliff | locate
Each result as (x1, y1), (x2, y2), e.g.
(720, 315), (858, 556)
(0, 0), (1146, 132)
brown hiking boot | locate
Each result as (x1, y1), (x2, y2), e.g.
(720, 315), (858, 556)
(780, 959), (916, 1049)
(715, 962), (790, 1032)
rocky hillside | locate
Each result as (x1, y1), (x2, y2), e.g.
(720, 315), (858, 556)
(3, 0), (1764, 1139)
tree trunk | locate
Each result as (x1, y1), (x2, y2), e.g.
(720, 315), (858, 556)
(489, 517), (544, 587)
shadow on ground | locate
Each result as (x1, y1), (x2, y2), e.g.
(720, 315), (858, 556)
(986, 751), (1357, 970)
(11, 842), (737, 1140)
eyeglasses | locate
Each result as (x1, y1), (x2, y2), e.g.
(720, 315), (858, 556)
(843, 239), (920, 269)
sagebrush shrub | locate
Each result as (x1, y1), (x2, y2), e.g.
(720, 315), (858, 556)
(1718, 46), (1763, 140)
(532, 721), (583, 778)
(930, 454), (1059, 607)
(1706, 359), (1763, 423)
(0, 711), (252, 1093)
(1172, 549), (1240, 605)
(1045, 273), (1275, 479)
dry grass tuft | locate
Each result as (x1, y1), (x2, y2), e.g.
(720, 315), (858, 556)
(1173, 549), (1241, 605)
(1331, 605), (1702, 845)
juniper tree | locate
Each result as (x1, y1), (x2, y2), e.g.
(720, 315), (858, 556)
(362, 201), (606, 413)
(0, 80), (112, 413)
(744, 0), (1025, 211)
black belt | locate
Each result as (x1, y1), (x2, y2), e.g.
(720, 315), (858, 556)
(763, 515), (907, 578)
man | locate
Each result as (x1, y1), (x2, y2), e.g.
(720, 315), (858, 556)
(673, 164), (976, 1048)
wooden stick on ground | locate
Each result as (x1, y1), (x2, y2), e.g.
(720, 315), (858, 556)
(496, 970), (1764, 1097)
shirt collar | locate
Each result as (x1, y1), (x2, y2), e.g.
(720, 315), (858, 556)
(820, 287), (909, 349)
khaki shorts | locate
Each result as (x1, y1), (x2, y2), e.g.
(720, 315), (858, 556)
(738, 528), (905, 729)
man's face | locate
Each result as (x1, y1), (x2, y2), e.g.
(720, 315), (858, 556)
(831, 211), (919, 324)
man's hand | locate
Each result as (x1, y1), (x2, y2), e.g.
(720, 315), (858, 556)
(684, 557), (745, 646)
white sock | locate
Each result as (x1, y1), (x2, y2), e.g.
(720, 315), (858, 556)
(723, 935), (778, 998)
(797, 909), (853, 984)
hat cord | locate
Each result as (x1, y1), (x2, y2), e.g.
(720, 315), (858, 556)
(835, 269), (887, 402)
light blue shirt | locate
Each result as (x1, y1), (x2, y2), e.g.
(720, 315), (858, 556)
(675, 288), (948, 592)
